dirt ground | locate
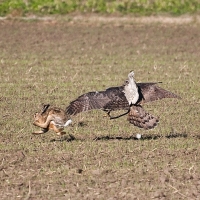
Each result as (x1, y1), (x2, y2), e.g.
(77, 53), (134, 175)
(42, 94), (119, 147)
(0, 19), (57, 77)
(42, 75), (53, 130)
(0, 16), (200, 199)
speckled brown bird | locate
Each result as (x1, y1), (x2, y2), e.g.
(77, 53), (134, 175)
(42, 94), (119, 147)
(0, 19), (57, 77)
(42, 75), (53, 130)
(66, 71), (180, 130)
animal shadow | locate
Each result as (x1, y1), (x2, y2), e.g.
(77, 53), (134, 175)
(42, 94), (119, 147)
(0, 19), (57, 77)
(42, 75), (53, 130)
(93, 132), (188, 141)
(50, 134), (78, 142)
(50, 132), (189, 142)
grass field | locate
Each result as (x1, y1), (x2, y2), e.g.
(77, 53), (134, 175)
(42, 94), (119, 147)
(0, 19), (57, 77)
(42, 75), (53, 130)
(1, 0), (200, 16)
(0, 17), (200, 199)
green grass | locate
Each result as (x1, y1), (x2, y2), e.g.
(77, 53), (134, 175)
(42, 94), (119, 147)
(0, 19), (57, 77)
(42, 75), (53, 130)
(0, 19), (200, 199)
(0, 0), (200, 16)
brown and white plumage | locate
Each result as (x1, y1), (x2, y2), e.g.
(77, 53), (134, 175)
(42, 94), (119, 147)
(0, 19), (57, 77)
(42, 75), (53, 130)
(128, 105), (159, 130)
(137, 82), (180, 104)
(66, 87), (130, 116)
(66, 72), (180, 130)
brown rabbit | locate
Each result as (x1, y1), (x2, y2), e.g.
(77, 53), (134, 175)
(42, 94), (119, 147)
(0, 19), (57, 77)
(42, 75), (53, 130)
(33, 104), (72, 136)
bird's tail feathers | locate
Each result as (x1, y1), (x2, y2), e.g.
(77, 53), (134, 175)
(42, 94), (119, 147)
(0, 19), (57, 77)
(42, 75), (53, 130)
(128, 105), (159, 129)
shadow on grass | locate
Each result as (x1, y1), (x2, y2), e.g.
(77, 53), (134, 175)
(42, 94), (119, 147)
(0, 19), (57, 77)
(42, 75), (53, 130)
(50, 134), (79, 142)
(93, 133), (188, 141)
(50, 132), (190, 142)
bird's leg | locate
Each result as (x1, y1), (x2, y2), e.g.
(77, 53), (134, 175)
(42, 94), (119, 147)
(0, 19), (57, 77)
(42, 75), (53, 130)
(107, 110), (111, 118)
(109, 110), (130, 120)
(103, 109), (112, 118)
(103, 109), (130, 119)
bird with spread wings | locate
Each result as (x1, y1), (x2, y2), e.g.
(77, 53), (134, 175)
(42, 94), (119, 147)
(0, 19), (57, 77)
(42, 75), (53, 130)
(66, 71), (180, 130)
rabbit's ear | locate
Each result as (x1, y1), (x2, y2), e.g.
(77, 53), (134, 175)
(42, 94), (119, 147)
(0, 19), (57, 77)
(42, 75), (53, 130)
(41, 104), (50, 114)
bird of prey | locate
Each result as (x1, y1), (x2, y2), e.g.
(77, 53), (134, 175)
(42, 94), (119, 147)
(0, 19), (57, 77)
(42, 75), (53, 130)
(66, 71), (180, 130)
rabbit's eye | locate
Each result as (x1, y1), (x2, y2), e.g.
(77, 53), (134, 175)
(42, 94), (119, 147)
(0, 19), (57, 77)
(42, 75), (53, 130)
(34, 113), (38, 118)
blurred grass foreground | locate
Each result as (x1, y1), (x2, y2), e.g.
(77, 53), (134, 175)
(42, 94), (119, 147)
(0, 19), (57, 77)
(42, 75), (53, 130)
(0, 0), (200, 17)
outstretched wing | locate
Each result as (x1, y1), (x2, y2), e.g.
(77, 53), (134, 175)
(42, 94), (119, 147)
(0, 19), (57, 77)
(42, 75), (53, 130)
(66, 86), (129, 116)
(128, 105), (159, 130)
(102, 87), (129, 111)
(66, 82), (180, 116)
(137, 82), (181, 104)
(66, 91), (110, 115)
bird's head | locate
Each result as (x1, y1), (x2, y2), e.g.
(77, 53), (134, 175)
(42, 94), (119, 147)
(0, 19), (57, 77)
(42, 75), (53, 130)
(128, 71), (135, 79)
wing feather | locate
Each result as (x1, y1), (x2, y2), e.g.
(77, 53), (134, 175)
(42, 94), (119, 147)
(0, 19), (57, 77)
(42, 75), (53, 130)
(66, 82), (181, 116)
(137, 82), (181, 104)
(128, 105), (159, 129)
(103, 86), (129, 111)
(66, 86), (130, 116)
(66, 91), (109, 115)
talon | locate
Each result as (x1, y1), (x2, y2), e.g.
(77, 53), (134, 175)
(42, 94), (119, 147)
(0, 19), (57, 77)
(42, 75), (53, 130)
(103, 110), (111, 118)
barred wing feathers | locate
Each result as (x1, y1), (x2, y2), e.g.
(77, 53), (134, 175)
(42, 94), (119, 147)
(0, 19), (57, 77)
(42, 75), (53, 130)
(137, 82), (181, 104)
(66, 83), (180, 117)
(103, 87), (129, 111)
(66, 91), (109, 115)
(66, 87), (129, 116)
(128, 105), (159, 130)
